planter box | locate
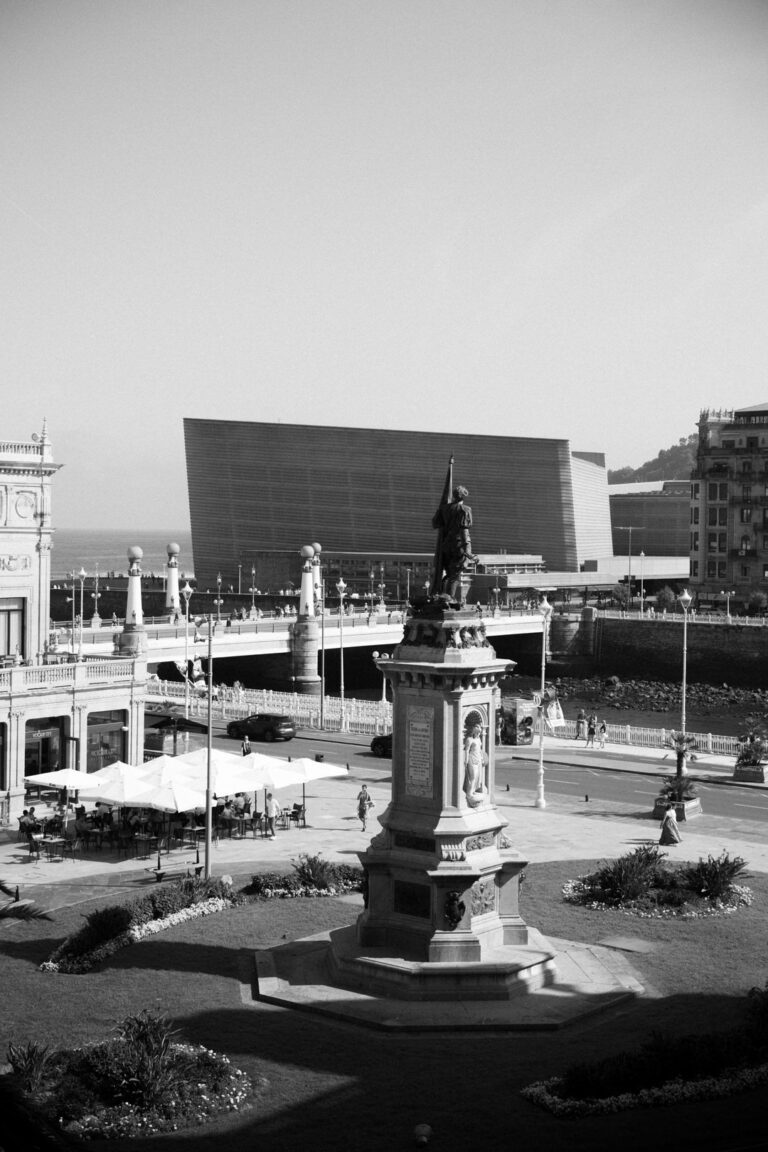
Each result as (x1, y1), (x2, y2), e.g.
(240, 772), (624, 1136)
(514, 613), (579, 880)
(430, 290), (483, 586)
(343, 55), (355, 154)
(733, 764), (767, 783)
(652, 796), (702, 821)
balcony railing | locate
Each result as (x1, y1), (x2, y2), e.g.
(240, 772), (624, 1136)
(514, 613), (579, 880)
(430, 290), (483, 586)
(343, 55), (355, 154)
(0, 659), (140, 695)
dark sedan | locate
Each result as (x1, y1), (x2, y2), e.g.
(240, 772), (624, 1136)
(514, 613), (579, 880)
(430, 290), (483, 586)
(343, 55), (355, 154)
(370, 732), (393, 758)
(226, 714), (296, 742)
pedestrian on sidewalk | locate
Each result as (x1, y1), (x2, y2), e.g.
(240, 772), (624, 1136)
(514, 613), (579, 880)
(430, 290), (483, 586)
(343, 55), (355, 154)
(575, 709), (586, 741)
(356, 784), (374, 831)
(659, 802), (682, 845)
(597, 719), (606, 749)
(585, 714), (596, 748)
(241, 734), (251, 757)
(264, 792), (280, 838)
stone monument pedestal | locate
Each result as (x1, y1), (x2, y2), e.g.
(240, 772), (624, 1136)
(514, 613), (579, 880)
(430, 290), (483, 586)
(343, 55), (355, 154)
(328, 603), (557, 1001)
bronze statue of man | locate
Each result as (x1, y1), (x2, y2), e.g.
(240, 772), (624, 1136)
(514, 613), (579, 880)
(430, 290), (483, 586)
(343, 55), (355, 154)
(431, 484), (476, 602)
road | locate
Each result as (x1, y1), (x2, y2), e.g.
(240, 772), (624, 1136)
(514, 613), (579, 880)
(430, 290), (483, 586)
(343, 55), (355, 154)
(496, 753), (768, 823)
(219, 728), (768, 826)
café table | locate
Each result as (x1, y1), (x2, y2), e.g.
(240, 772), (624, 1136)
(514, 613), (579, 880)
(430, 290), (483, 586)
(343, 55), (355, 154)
(41, 836), (66, 861)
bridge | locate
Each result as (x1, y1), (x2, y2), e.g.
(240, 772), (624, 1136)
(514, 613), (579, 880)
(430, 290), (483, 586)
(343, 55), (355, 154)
(58, 609), (546, 670)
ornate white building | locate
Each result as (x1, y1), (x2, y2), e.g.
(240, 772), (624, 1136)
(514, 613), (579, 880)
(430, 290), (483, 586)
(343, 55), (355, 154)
(0, 425), (146, 823)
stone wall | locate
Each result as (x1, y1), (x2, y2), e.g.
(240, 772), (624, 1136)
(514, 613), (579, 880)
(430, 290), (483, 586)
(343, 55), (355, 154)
(591, 617), (768, 687)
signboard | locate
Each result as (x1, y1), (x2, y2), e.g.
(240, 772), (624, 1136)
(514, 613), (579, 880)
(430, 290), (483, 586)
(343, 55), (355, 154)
(405, 706), (433, 797)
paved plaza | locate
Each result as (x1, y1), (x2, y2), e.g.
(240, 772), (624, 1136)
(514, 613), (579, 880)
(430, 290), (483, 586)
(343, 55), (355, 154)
(3, 733), (766, 913)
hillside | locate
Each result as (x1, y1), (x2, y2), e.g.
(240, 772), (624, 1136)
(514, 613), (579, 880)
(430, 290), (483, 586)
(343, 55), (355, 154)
(608, 433), (697, 483)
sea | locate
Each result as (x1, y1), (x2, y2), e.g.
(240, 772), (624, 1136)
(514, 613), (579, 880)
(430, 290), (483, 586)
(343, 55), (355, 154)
(50, 529), (194, 580)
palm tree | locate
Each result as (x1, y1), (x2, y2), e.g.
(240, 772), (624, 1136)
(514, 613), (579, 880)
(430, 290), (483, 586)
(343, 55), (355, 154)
(662, 731), (698, 803)
(0, 879), (52, 922)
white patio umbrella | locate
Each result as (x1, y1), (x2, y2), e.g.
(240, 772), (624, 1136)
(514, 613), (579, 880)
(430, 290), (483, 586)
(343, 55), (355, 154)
(24, 767), (103, 791)
(173, 747), (258, 795)
(239, 752), (308, 815)
(125, 778), (206, 814)
(24, 767), (105, 826)
(119, 778), (208, 868)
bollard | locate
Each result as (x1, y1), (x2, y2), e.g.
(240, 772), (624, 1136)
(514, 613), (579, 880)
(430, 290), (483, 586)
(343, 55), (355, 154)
(585, 794), (589, 802)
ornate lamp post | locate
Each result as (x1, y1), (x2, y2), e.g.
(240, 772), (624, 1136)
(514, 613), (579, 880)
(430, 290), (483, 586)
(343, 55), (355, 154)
(721, 588), (734, 622)
(372, 650), (390, 702)
(91, 570), (101, 625)
(77, 567), (86, 659)
(679, 588), (692, 745)
(181, 581), (193, 719)
(639, 551), (645, 617)
(214, 572), (223, 623)
(337, 577), (346, 721)
(250, 565), (256, 611)
(534, 594), (553, 809)
(369, 569), (375, 607)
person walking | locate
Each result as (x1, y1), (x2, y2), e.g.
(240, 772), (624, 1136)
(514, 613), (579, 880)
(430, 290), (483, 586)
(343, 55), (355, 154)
(597, 719), (607, 749)
(585, 714), (596, 748)
(659, 801), (682, 845)
(241, 734), (251, 757)
(264, 792), (280, 838)
(356, 784), (374, 831)
(575, 709), (586, 741)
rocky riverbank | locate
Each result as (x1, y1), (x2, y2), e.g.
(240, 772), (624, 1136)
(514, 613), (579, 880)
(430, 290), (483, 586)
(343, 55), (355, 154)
(504, 675), (768, 739)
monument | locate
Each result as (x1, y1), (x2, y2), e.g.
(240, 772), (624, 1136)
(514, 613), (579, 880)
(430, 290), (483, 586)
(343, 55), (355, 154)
(329, 458), (556, 998)
(256, 461), (642, 1027)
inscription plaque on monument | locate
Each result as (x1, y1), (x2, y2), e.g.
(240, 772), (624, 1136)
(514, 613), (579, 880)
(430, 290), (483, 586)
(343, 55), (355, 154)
(405, 705), (433, 797)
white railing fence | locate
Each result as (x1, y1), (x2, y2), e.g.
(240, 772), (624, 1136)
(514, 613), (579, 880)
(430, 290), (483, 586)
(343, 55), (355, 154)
(146, 678), (393, 736)
(146, 678), (741, 755)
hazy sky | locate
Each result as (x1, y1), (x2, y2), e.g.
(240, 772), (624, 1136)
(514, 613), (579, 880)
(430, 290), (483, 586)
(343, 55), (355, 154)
(3, 0), (768, 528)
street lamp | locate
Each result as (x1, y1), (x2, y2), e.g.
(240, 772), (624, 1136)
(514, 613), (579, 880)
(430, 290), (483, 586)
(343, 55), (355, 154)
(721, 588), (735, 622)
(181, 581), (193, 719)
(679, 589), (692, 743)
(639, 552), (645, 617)
(77, 567), (86, 658)
(615, 526), (644, 609)
(214, 572), (223, 623)
(336, 578), (346, 722)
(405, 567), (412, 607)
(534, 594), (553, 809)
(203, 614), (214, 880)
(372, 650), (390, 703)
(369, 569), (375, 606)
(237, 563), (242, 595)
(91, 570), (101, 623)
(250, 565), (256, 611)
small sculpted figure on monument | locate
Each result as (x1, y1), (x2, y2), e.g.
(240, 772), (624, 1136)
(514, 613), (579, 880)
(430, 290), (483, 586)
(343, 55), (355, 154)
(463, 722), (487, 807)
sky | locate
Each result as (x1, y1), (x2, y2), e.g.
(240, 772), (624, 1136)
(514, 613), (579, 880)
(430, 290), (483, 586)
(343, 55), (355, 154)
(3, 0), (768, 529)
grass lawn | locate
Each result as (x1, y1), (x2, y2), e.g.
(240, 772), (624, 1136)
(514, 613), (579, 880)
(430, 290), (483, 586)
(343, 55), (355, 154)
(2, 863), (768, 1152)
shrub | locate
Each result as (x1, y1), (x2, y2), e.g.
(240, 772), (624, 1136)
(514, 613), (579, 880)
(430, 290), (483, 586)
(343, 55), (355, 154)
(6, 1041), (52, 1093)
(61, 903), (134, 959)
(587, 845), (666, 905)
(248, 871), (305, 896)
(658, 775), (698, 803)
(291, 853), (338, 889)
(682, 852), (749, 901)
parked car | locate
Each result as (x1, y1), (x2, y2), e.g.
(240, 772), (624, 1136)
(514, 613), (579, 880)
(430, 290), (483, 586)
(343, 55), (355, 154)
(370, 732), (393, 758)
(226, 714), (296, 742)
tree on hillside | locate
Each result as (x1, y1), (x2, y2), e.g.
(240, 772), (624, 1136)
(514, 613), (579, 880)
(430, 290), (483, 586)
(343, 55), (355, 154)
(608, 433), (697, 483)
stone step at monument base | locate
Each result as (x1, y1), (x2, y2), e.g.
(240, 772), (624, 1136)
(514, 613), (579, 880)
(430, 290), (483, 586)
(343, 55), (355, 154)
(253, 928), (644, 1032)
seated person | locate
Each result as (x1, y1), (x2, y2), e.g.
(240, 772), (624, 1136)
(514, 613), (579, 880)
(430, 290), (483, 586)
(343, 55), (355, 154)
(74, 814), (92, 835)
(232, 793), (246, 814)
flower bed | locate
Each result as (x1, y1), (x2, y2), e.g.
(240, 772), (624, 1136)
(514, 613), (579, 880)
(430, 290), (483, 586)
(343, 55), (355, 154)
(6, 1011), (256, 1139)
(522, 982), (768, 1115)
(41, 897), (233, 973)
(521, 1062), (768, 1117)
(562, 845), (753, 919)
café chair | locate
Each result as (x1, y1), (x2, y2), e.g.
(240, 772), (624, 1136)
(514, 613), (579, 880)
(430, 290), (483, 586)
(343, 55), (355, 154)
(289, 804), (305, 828)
